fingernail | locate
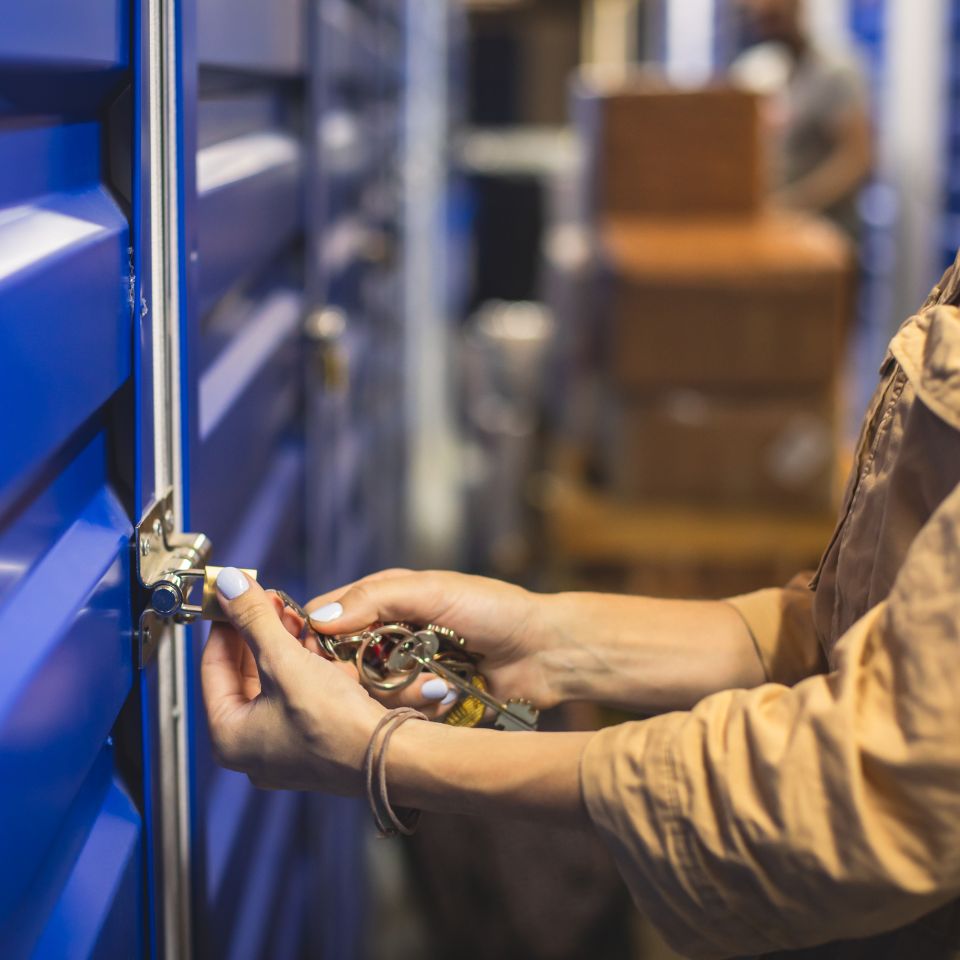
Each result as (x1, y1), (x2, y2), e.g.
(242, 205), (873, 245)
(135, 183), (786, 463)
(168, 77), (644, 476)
(309, 602), (343, 624)
(441, 688), (459, 706)
(421, 678), (451, 702)
(217, 567), (249, 600)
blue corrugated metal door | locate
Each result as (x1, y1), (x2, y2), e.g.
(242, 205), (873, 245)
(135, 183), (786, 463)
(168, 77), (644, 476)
(179, 0), (320, 956)
(2, 0), (409, 954)
(304, 3), (412, 956)
(0, 3), (148, 958)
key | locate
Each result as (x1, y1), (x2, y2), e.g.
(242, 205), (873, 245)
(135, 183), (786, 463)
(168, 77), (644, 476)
(273, 590), (337, 655)
(396, 639), (539, 732)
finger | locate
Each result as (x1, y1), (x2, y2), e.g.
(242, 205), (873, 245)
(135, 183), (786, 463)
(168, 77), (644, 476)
(276, 597), (305, 640)
(261, 590), (304, 638)
(307, 572), (448, 635)
(239, 639), (261, 700)
(263, 589), (324, 657)
(305, 568), (415, 618)
(215, 567), (303, 679)
(376, 673), (460, 712)
(201, 624), (251, 720)
(371, 671), (459, 710)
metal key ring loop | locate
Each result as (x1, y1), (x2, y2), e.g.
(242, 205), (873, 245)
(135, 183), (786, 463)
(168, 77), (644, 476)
(357, 625), (424, 692)
(327, 629), (368, 662)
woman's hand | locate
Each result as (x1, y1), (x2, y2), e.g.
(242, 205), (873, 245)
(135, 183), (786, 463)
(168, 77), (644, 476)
(305, 570), (562, 714)
(201, 568), (383, 794)
(200, 572), (590, 826)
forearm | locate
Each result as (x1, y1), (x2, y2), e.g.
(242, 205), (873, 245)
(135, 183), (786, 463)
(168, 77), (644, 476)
(535, 592), (766, 713)
(390, 721), (594, 828)
(778, 115), (872, 213)
(779, 156), (863, 213)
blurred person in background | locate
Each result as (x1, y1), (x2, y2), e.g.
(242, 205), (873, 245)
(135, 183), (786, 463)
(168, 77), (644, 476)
(730, 0), (873, 241)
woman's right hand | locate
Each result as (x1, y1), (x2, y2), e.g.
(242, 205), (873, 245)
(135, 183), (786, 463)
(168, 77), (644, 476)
(304, 570), (561, 717)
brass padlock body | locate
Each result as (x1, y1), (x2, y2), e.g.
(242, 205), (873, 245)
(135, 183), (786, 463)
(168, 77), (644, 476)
(201, 566), (259, 621)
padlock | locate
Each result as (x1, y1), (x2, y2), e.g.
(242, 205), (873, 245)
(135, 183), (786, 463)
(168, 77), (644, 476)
(200, 566), (259, 621)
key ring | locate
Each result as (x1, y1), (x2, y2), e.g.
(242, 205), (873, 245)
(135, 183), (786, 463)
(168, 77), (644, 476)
(357, 624), (425, 692)
(272, 591), (540, 730)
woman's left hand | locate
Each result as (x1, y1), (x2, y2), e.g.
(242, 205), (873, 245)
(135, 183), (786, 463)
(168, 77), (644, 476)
(201, 568), (383, 793)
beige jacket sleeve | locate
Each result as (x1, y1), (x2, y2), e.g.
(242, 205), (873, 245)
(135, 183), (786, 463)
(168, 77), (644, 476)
(725, 573), (827, 686)
(581, 484), (960, 959)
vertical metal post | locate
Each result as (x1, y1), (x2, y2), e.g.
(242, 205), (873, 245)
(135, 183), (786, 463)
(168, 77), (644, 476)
(583, 0), (641, 69)
(805, 0), (854, 48)
(880, 0), (949, 322)
(403, 0), (462, 566)
(663, 0), (717, 85)
(147, 0), (192, 955)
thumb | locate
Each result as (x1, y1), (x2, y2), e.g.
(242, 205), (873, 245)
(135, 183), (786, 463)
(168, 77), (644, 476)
(215, 567), (301, 679)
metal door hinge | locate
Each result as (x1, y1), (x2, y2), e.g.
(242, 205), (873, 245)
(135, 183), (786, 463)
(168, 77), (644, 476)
(134, 489), (211, 667)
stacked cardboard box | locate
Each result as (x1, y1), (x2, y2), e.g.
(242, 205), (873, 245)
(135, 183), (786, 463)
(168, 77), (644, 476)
(575, 81), (766, 220)
(599, 214), (851, 512)
(545, 76), (854, 597)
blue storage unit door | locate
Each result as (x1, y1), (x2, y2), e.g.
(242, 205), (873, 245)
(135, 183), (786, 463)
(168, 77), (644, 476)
(945, 0), (960, 266)
(178, 0), (319, 955)
(304, 6), (412, 949)
(2, 0), (418, 955)
(312, 0), (407, 597)
(0, 3), (147, 958)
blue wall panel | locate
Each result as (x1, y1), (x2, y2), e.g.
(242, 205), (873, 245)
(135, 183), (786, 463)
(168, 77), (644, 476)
(0, 485), (131, 926)
(196, 128), (303, 315)
(0, 2), (145, 955)
(3, 0), (413, 955)
(0, 1), (127, 68)
(944, 0), (960, 266)
(31, 778), (144, 960)
(198, 0), (306, 75)
(0, 125), (129, 503)
(184, 3), (316, 953)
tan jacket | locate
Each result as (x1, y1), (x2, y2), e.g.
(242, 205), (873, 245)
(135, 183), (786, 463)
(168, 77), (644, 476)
(581, 265), (960, 959)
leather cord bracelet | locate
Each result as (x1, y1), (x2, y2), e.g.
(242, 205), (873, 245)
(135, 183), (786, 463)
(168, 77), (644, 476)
(363, 707), (428, 838)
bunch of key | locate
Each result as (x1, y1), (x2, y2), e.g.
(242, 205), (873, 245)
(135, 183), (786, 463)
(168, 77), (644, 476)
(276, 593), (539, 732)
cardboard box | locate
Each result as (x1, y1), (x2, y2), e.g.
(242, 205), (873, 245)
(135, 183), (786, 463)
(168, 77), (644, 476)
(604, 390), (836, 511)
(601, 214), (853, 391)
(575, 78), (765, 219)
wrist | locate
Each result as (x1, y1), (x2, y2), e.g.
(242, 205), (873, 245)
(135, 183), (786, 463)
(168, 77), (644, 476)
(530, 592), (585, 706)
(387, 720), (593, 827)
(323, 696), (386, 795)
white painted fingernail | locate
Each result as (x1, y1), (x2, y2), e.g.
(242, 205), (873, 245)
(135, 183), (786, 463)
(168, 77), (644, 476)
(217, 567), (249, 600)
(309, 602), (343, 624)
(441, 688), (459, 706)
(421, 678), (451, 702)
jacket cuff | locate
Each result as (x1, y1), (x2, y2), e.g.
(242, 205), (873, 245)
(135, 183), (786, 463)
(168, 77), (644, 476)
(725, 577), (825, 685)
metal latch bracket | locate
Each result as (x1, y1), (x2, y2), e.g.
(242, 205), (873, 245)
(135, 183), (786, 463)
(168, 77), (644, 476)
(134, 489), (212, 668)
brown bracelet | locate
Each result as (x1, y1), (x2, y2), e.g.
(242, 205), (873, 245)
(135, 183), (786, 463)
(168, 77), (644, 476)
(363, 707), (428, 838)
